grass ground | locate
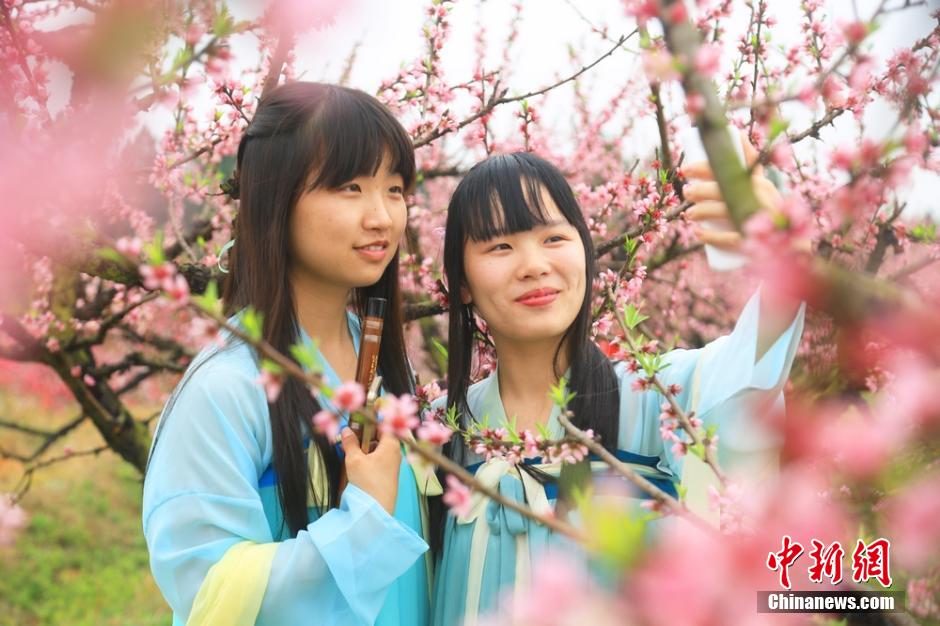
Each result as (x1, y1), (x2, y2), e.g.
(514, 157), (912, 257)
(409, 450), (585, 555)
(0, 391), (171, 626)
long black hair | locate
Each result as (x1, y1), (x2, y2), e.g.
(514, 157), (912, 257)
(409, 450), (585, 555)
(151, 82), (416, 538)
(442, 152), (620, 461)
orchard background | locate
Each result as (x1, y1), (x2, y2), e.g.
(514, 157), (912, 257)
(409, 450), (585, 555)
(1, 0), (939, 624)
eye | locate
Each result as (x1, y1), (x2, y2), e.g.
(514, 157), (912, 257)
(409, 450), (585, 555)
(545, 234), (568, 244)
(487, 242), (512, 252)
(340, 183), (362, 192)
(389, 185), (404, 195)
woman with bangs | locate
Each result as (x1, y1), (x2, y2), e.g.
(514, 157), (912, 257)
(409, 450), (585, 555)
(431, 151), (806, 625)
(143, 82), (433, 626)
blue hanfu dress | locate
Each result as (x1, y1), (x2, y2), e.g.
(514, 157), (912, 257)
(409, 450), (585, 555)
(143, 311), (432, 626)
(431, 290), (806, 626)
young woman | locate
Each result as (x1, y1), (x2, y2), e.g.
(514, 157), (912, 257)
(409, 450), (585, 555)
(143, 82), (434, 626)
(431, 151), (805, 625)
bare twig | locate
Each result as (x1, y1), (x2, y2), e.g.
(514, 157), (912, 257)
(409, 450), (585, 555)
(413, 32), (635, 148)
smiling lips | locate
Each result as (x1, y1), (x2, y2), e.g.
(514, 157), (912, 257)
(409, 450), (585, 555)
(354, 240), (389, 261)
(515, 287), (560, 307)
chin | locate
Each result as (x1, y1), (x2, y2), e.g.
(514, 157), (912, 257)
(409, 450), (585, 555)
(351, 270), (387, 288)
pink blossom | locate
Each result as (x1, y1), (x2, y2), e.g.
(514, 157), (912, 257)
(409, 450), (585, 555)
(0, 496), (28, 548)
(693, 43), (722, 77)
(442, 474), (472, 517)
(642, 49), (680, 83)
(481, 552), (625, 626)
(883, 473), (940, 573)
(333, 381), (365, 412)
(907, 577), (940, 621)
(190, 317), (224, 348)
(522, 429), (542, 457)
(257, 369), (284, 403)
(116, 236), (142, 258)
(416, 419), (453, 445)
(415, 380), (444, 404)
(165, 273), (190, 304)
(840, 20), (868, 45)
(666, 2), (688, 23)
(312, 410), (340, 440)
(138, 262), (176, 291)
(821, 76), (846, 108)
(377, 394), (420, 438)
(623, 0), (660, 26)
(685, 92), (706, 117)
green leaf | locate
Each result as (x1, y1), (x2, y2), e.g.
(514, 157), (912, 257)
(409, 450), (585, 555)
(212, 7), (234, 37)
(431, 337), (449, 360)
(622, 304), (649, 330)
(549, 377), (576, 409)
(768, 117), (790, 142)
(688, 441), (706, 460)
(623, 236), (639, 256)
(583, 500), (649, 571)
(96, 247), (128, 265)
(536, 422), (552, 440)
(144, 231), (165, 265)
(240, 307), (264, 342)
(504, 416), (522, 442)
(911, 222), (937, 243)
(192, 280), (221, 315)
(260, 359), (283, 375)
(444, 405), (460, 430)
(290, 340), (322, 373)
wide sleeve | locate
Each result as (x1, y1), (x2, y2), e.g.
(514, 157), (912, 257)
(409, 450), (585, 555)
(616, 288), (805, 481)
(142, 358), (428, 626)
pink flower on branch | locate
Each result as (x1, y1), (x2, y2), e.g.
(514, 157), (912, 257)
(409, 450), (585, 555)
(693, 43), (722, 78)
(416, 418), (453, 446)
(0, 496), (28, 548)
(442, 474), (472, 517)
(622, 0), (660, 26)
(257, 369), (284, 403)
(312, 410), (340, 440)
(377, 394), (420, 438)
(333, 381), (365, 412)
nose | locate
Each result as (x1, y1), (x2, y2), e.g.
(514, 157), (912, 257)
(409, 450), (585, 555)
(515, 243), (551, 280)
(362, 191), (394, 232)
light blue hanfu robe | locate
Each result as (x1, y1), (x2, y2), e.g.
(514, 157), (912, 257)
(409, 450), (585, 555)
(431, 290), (806, 626)
(143, 311), (432, 626)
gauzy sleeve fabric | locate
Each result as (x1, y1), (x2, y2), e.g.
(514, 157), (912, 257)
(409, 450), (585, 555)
(142, 343), (428, 626)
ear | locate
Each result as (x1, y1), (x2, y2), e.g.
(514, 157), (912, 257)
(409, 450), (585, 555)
(459, 285), (472, 305)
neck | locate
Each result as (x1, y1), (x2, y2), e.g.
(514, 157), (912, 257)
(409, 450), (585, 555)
(493, 334), (569, 408)
(291, 270), (352, 350)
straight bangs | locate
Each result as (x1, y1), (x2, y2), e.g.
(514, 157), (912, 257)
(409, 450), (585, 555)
(306, 87), (416, 192)
(456, 153), (586, 244)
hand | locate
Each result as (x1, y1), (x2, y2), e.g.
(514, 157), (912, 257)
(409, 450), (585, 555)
(340, 426), (401, 515)
(683, 130), (783, 250)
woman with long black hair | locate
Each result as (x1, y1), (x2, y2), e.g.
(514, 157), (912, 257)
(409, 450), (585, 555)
(143, 82), (433, 626)
(431, 151), (805, 625)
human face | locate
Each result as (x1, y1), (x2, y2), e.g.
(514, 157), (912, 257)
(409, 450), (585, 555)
(289, 156), (407, 291)
(461, 189), (586, 346)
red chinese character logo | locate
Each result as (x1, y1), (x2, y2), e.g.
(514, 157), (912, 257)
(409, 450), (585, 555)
(808, 539), (845, 585)
(851, 538), (892, 588)
(767, 535), (804, 589)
